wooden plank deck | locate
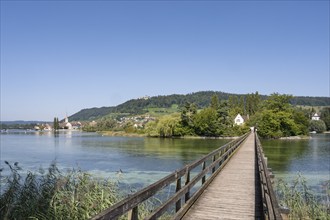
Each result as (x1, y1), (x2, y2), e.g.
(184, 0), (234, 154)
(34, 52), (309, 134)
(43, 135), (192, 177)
(182, 132), (263, 220)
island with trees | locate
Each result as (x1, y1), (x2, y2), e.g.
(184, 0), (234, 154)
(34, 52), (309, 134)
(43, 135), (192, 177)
(75, 92), (330, 139)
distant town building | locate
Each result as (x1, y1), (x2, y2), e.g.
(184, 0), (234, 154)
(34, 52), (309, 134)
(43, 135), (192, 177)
(89, 121), (97, 127)
(59, 114), (73, 129)
(64, 115), (73, 129)
(71, 121), (82, 130)
(43, 124), (52, 131)
(138, 95), (150, 100)
(311, 113), (320, 121)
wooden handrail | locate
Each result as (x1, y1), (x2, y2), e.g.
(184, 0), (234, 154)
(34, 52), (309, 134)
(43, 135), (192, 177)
(255, 132), (283, 220)
(91, 132), (250, 220)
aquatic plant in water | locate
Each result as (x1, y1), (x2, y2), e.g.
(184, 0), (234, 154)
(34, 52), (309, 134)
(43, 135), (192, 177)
(276, 173), (330, 220)
(0, 161), (118, 220)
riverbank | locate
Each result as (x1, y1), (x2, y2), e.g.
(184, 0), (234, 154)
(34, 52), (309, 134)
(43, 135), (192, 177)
(98, 131), (146, 137)
(279, 135), (311, 140)
(98, 131), (240, 139)
(98, 130), (325, 140)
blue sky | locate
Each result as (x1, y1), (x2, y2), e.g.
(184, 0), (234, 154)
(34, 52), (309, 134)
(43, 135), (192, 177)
(1, 1), (329, 121)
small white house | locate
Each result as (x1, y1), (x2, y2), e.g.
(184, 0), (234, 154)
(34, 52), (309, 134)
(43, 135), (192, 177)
(234, 114), (245, 126)
(311, 113), (320, 121)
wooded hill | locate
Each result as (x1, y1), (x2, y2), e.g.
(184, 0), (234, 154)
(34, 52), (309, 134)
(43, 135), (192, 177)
(69, 91), (330, 121)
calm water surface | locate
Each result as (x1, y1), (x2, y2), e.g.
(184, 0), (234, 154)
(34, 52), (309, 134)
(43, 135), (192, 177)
(0, 130), (229, 187)
(1, 131), (329, 189)
(261, 133), (330, 187)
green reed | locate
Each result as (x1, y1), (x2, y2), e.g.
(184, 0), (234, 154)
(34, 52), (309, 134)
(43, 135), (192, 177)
(276, 173), (330, 220)
(0, 162), (118, 220)
(0, 162), (174, 220)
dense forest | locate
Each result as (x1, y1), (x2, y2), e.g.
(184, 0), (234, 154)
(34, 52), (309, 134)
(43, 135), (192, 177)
(69, 91), (330, 121)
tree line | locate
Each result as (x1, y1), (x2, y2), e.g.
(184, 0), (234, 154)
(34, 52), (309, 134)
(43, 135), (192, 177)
(84, 92), (330, 138)
(69, 91), (330, 121)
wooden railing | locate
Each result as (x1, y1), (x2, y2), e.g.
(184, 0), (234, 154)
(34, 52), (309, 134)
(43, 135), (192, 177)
(91, 132), (250, 220)
(255, 132), (283, 220)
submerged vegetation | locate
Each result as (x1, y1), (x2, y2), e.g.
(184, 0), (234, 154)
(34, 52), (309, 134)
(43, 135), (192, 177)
(276, 174), (330, 220)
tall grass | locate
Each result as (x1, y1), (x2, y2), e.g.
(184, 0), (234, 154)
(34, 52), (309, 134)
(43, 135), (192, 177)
(0, 161), (118, 219)
(276, 173), (330, 220)
(0, 162), (173, 220)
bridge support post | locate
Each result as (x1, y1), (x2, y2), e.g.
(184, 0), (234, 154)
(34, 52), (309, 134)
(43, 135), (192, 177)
(202, 161), (206, 184)
(212, 155), (216, 173)
(127, 206), (138, 220)
(185, 168), (190, 202)
(175, 178), (181, 212)
(220, 149), (225, 166)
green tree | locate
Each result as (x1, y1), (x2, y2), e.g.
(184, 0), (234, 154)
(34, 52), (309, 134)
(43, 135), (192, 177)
(228, 96), (239, 109)
(156, 114), (181, 137)
(53, 117), (56, 130)
(228, 95), (244, 119)
(263, 93), (292, 112)
(320, 107), (330, 130)
(252, 93), (307, 138)
(97, 117), (117, 131)
(218, 101), (231, 125)
(254, 110), (282, 138)
(193, 107), (219, 136)
(53, 117), (59, 130)
(246, 92), (261, 116)
(144, 120), (158, 137)
(309, 120), (326, 133)
(239, 96), (245, 114)
(277, 111), (299, 137)
(180, 102), (197, 134)
(293, 109), (309, 135)
(210, 94), (220, 110)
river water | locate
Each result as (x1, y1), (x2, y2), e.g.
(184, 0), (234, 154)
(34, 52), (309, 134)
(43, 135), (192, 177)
(1, 130), (329, 190)
(0, 130), (229, 188)
(261, 133), (330, 188)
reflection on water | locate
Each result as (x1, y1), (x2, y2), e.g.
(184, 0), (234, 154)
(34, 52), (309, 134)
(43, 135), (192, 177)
(1, 130), (329, 190)
(261, 133), (330, 186)
(0, 130), (229, 188)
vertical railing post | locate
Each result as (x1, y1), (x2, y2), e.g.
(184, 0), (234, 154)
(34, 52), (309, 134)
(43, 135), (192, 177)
(202, 161), (206, 184)
(128, 206), (138, 220)
(219, 149), (224, 167)
(175, 177), (181, 212)
(212, 155), (216, 173)
(185, 167), (190, 202)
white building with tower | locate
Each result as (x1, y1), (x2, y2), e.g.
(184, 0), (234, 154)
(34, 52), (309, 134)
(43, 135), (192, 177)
(64, 115), (73, 129)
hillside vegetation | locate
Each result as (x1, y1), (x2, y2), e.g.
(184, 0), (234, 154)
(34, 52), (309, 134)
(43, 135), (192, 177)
(69, 91), (330, 121)
(79, 92), (330, 138)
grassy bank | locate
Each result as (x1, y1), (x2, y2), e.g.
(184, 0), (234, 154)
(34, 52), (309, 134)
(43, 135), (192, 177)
(98, 130), (146, 137)
(98, 130), (240, 139)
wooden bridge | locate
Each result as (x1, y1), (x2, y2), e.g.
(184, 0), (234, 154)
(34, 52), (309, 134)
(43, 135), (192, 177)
(91, 131), (284, 220)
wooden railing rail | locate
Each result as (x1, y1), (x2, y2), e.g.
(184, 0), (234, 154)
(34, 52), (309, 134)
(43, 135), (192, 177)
(91, 132), (250, 220)
(255, 132), (283, 220)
